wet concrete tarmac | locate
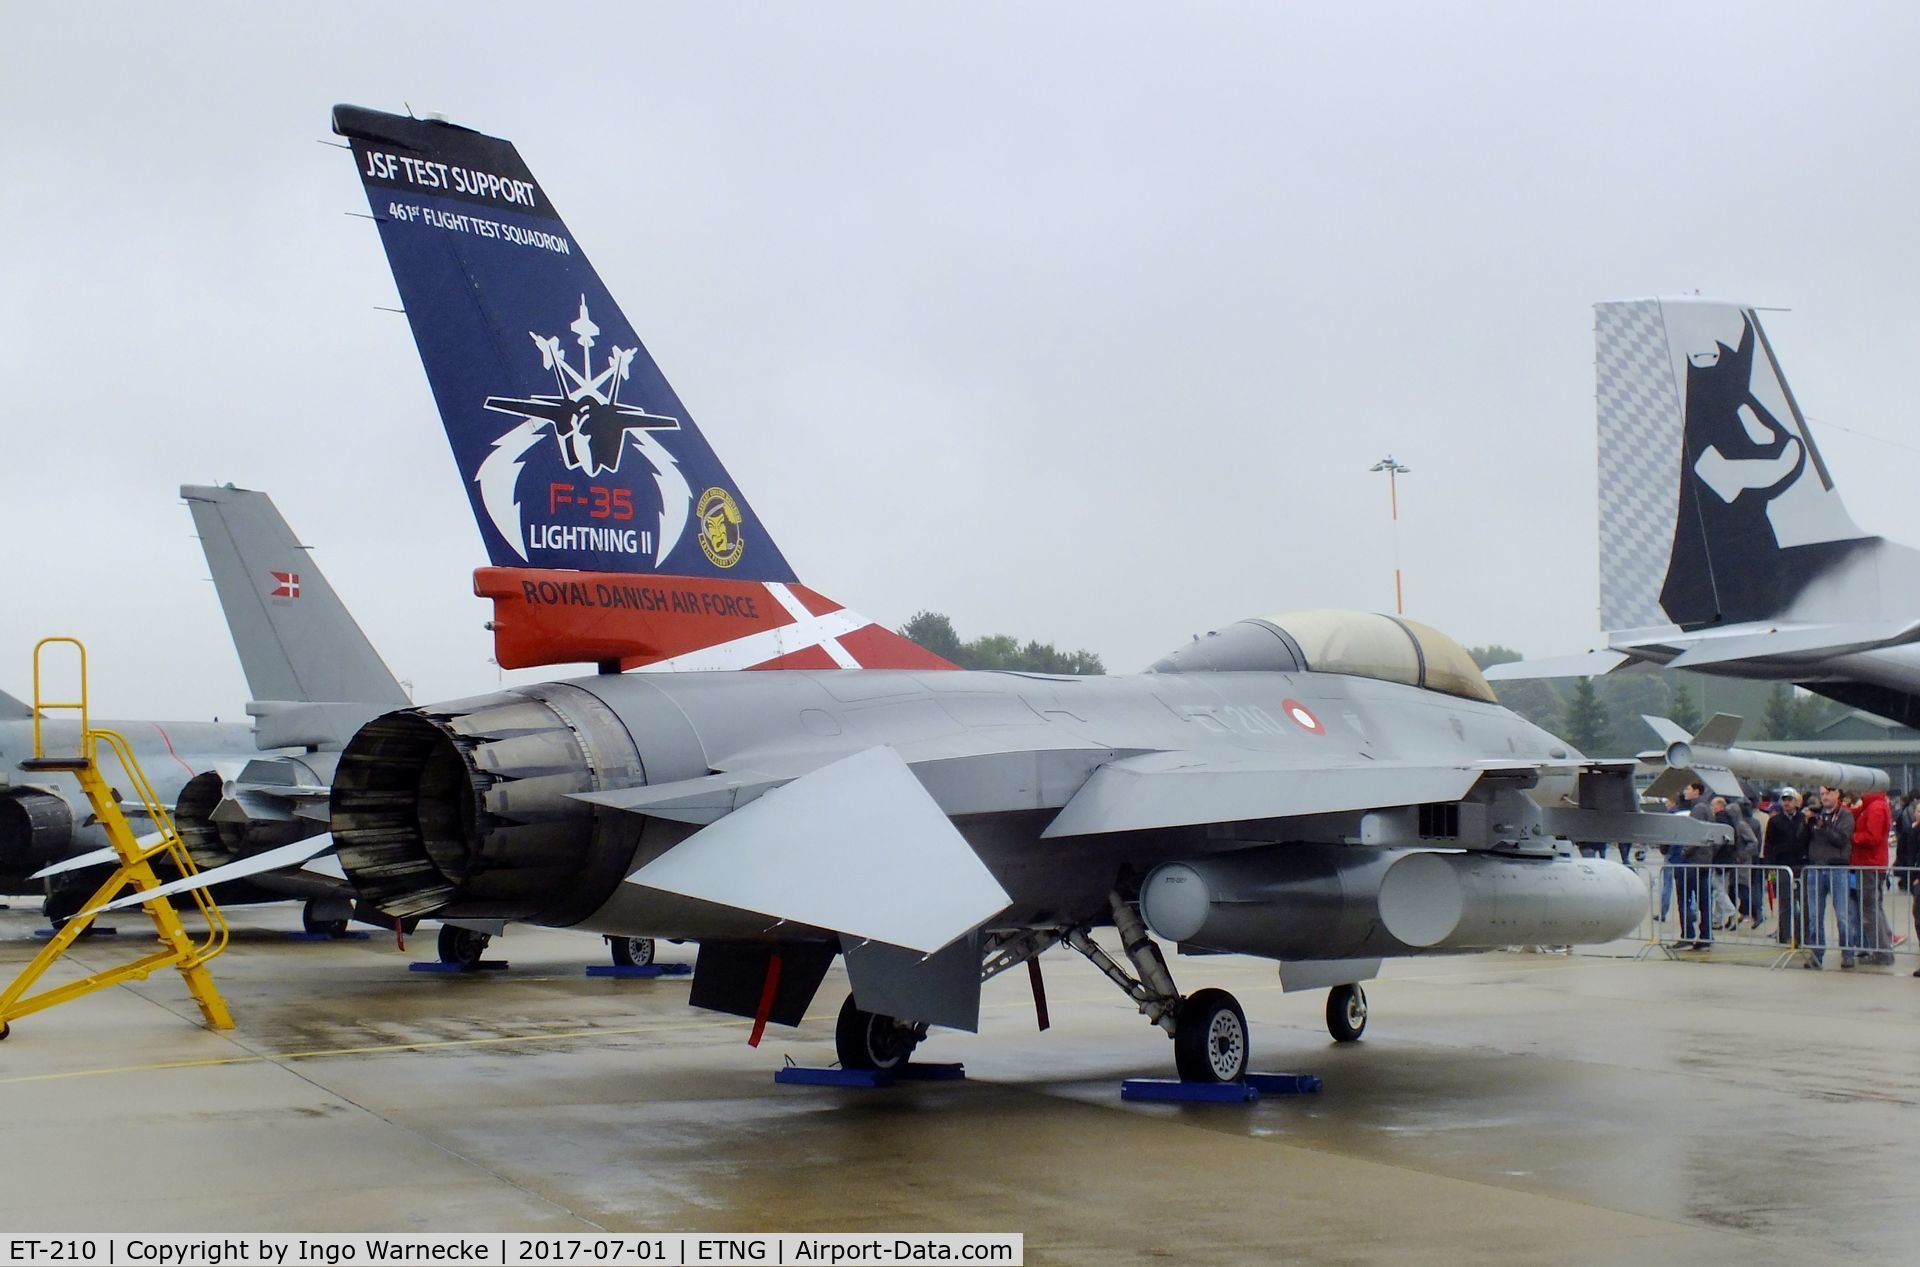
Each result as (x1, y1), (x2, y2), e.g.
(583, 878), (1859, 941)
(1, 906), (1917, 1264)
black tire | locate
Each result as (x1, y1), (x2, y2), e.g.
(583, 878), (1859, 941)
(834, 994), (921, 1072)
(0, 1021), (10, 1041)
(302, 900), (350, 939)
(437, 924), (491, 967)
(1327, 983), (1368, 1043)
(1173, 988), (1250, 1083)
(609, 936), (656, 968)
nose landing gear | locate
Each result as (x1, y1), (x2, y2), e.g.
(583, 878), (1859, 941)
(1326, 982), (1367, 1042)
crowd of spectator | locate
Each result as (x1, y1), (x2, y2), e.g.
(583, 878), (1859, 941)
(1651, 779), (1919, 974)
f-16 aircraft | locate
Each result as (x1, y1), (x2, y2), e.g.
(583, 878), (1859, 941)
(324, 105), (1720, 1082)
(15, 485), (402, 934)
(1489, 298), (1920, 727)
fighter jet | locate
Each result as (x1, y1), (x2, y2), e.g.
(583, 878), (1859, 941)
(1488, 298), (1920, 727)
(14, 485), (403, 934)
(325, 106), (1721, 1082)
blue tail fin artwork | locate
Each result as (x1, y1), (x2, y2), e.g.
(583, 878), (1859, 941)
(333, 106), (953, 674)
(333, 106), (793, 583)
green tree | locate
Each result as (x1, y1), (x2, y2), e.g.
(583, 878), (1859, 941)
(898, 612), (1105, 674)
(1563, 676), (1613, 754)
(898, 611), (964, 664)
(1467, 645), (1525, 669)
(1758, 683), (1798, 740)
(1669, 679), (1702, 732)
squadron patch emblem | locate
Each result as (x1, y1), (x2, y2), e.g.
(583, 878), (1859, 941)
(696, 487), (745, 568)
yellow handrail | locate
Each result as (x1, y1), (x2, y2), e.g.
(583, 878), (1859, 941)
(91, 727), (230, 964)
(30, 636), (88, 763)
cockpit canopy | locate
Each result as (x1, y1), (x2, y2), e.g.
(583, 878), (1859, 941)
(1148, 609), (1497, 703)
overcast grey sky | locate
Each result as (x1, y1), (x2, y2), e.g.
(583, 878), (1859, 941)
(4, 2), (1919, 719)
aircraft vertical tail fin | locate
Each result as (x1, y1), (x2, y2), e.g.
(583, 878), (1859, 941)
(1595, 298), (1873, 632)
(331, 105), (953, 672)
(182, 485), (410, 706)
(0, 688), (31, 719)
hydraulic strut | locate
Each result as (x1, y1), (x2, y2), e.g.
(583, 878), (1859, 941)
(1064, 890), (1182, 1033)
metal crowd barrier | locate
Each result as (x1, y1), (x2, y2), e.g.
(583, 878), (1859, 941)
(1637, 862), (1800, 968)
(1798, 865), (1919, 969)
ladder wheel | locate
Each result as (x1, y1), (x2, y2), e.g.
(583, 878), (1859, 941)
(0, 1021), (10, 1041)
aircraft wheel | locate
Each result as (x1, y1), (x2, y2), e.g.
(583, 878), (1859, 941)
(1327, 983), (1368, 1043)
(609, 936), (656, 968)
(1173, 987), (1250, 1083)
(835, 994), (922, 1072)
(302, 900), (350, 939)
(437, 925), (491, 967)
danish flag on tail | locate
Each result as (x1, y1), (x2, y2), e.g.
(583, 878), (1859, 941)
(333, 105), (952, 672)
(270, 572), (301, 599)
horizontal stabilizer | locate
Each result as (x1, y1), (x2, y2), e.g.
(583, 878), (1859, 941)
(626, 747), (1010, 953)
(573, 770), (787, 825)
(1042, 751), (1484, 838)
(88, 835), (335, 915)
(1660, 620), (1920, 669)
(1483, 649), (1630, 681)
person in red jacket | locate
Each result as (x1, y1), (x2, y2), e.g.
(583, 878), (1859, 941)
(1850, 791), (1895, 965)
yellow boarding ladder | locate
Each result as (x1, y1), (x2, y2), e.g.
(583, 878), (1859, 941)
(0, 638), (233, 1038)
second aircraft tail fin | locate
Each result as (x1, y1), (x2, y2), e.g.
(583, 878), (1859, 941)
(1596, 298), (1875, 633)
(183, 484), (410, 706)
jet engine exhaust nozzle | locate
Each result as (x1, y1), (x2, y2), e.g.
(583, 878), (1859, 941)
(330, 684), (644, 924)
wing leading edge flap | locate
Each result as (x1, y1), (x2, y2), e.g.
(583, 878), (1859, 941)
(625, 746), (1011, 954)
(1041, 751), (1486, 838)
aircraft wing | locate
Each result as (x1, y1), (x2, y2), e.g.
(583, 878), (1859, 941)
(1040, 751), (1488, 838)
(1654, 619), (1920, 669)
(1483, 649), (1631, 681)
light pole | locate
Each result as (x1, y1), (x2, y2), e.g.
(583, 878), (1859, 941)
(1369, 455), (1410, 614)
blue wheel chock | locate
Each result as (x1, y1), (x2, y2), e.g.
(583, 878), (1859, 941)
(776, 1066), (892, 1088)
(1121, 1078), (1260, 1103)
(584, 963), (692, 978)
(1244, 1072), (1322, 1096)
(408, 960), (510, 973)
(774, 1061), (966, 1088)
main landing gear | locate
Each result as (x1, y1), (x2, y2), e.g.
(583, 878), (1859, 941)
(834, 995), (928, 1072)
(607, 936), (656, 968)
(437, 924), (491, 967)
(1063, 889), (1253, 1083)
(301, 899), (350, 939)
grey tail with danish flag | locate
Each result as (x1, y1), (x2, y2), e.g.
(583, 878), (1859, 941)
(183, 484), (409, 711)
